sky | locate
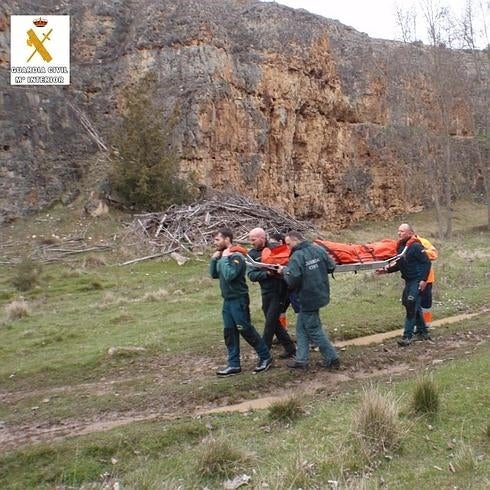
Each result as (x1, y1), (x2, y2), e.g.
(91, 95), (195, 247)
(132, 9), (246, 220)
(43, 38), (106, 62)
(262, 0), (488, 47)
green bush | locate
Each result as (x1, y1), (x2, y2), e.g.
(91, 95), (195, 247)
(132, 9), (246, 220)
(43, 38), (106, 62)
(412, 375), (440, 415)
(268, 396), (304, 423)
(197, 436), (250, 478)
(11, 257), (42, 291)
(110, 74), (194, 212)
(350, 386), (403, 462)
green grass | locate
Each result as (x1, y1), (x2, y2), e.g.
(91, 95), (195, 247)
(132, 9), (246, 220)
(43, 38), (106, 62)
(0, 202), (488, 403)
(0, 418), (210, 489)
(1, 343), (488, 489)
(412, 375), (440, 415)
(0, 200), (488, 488)
(268, 395), (305, 423)
(1, 204), (488, 383)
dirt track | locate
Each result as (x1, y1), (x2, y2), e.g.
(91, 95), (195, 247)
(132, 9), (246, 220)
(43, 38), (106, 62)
(1, 310), (488, 451)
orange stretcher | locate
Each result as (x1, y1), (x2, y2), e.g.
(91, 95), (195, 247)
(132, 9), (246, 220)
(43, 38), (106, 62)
(245, 239), (407, 273)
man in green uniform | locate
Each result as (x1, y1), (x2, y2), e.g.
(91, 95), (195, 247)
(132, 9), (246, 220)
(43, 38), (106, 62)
(278, 231), (340, 370)
(210, 227), (272, 376)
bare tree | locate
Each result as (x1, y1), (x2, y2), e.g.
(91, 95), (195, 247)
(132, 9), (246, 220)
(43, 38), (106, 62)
(459, 0), (490, 230)
(394, 0), (479, 239)
(395, 3), (418, 43)
(422, 1), (458, 238)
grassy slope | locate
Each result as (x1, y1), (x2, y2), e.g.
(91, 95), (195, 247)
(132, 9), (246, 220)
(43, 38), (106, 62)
(0, 200), (489, 488)
(1, 203), (488, 388)
(1, 337), (488, 489)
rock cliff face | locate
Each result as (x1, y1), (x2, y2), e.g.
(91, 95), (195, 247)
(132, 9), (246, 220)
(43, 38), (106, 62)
(0, 0), (482, 227)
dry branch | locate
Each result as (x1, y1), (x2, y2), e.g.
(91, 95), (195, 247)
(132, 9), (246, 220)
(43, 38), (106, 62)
(33, 239), (113, 262)
(119, 248), (179, 266)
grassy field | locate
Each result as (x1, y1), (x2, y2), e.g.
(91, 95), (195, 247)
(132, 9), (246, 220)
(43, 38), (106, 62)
(1, 334), (489, 489)
(0, 200), (489, 488)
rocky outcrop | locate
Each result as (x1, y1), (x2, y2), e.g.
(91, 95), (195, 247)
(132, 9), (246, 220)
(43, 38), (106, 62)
(0, 0), (483, 227)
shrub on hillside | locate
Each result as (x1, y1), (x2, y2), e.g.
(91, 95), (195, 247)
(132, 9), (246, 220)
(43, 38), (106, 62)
(110, 74), (194, 212)
(5, 299), (30, 321)
(350, 386), (403, 462)
(197, 436), (250, 478)
(11, 258), (42, 291)
(412, 375), (440, 415)
(453, 442), (476, 472)
(268, 396), (304, 423)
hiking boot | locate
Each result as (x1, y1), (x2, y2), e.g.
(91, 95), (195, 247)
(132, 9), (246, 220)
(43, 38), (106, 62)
(216, 366), (241, 377)
(254, 357), (273, 373)
(287, 360), (309, 370)
(414, 332), (433, 342)
(278, 350), (296, 359)
(317, 358), (341, 370)
(397, 337), (412, 347)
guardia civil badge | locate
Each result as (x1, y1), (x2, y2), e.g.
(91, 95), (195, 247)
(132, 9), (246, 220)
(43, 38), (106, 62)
(10, 15), (70, 85)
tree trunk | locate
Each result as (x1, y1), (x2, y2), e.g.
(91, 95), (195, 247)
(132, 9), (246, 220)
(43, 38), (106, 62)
(443, 135), (453, 239)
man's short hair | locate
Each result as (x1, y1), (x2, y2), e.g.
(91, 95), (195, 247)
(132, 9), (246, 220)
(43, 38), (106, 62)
(399, 223), (414, 233)
(215, 227), (233, 241)
(285, 231), (304, 241)
(270, 232), (285, 243)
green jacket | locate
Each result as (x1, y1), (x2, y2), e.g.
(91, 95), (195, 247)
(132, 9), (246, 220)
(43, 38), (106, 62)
(247, 242), (285, 296)
(209, 252), (248, 300)
(283, 240), (336, 312)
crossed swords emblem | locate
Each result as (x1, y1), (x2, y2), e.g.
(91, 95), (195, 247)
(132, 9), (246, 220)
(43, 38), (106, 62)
(26, 28), (53, 62)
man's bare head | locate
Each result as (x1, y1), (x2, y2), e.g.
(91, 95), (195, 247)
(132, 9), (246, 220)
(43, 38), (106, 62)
(397, 223), (414, 241)
(249, 227), (266, 249)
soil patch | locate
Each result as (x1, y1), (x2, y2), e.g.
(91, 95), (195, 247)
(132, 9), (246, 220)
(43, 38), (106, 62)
(335, 309), (486, 347)
(1, 311), (488, 450)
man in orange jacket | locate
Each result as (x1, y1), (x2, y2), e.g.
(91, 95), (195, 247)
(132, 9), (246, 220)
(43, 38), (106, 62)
(376, 224), (431, 346)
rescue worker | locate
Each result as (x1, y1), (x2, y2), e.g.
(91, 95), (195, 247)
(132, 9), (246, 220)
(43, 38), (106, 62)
(376, 223), (432, 346)
(277, 231), (340, 369)
(247, 228), (296, 359)
(210, 227), (272, 376)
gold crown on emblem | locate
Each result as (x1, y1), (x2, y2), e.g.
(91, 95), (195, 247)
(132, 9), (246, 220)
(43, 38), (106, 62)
(33, 17), (48, 27)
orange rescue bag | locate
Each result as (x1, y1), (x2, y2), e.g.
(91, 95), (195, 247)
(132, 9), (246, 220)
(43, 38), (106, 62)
(313, 239), (398, 264)
(260, 244), (291, 265)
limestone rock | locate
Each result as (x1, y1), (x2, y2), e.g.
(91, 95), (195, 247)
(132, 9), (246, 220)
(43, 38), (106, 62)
(107, 346), (146, 357)
(84, 199), (109, 217)
(0, 0), (483, 227)
(170, 252), (188, 266)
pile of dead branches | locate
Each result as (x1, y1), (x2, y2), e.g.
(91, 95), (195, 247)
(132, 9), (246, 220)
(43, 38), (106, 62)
(127, 194), (317, 254)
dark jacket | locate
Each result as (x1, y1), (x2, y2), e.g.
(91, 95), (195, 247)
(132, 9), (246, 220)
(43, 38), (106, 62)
(209, 252), (248, 300)
(283, 240), (336, 312)
(387, 238), (431, 282)
(247, 242), (286, 296)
